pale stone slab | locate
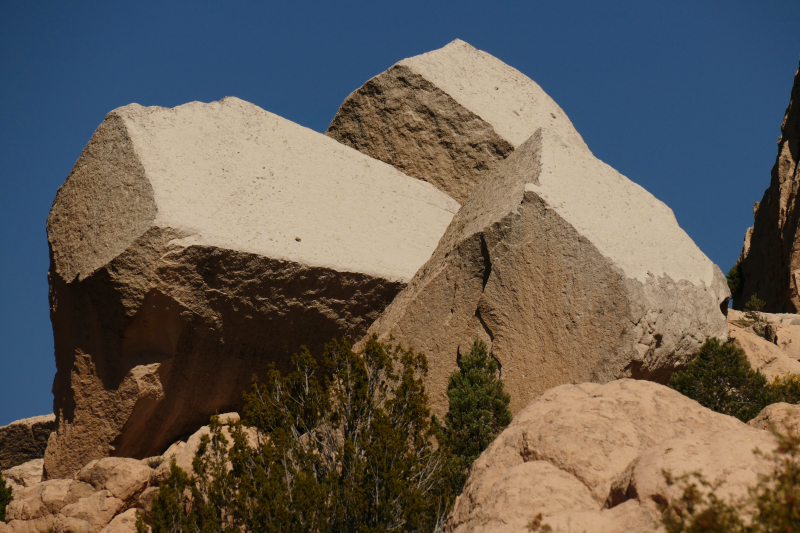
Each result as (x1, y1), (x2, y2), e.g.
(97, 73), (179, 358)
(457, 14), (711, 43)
(44, 97), (458, 478)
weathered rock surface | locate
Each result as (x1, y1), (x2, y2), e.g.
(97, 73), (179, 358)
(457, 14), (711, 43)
(362, 127), (730, 415)
(2, 460), (44, 496)
(748, 402), (800, 433)
(726, 309), (800, 379)
(326, 39), (587, 203)
(3, 458), (153, 533)
(100, 509), (140, 533)
(737, 58), (800, 312)
(446, 380), (775, 533)
(0, 415), (55, 470)
(44, 97), (459, 478)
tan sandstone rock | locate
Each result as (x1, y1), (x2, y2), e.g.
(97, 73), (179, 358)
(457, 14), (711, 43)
(2, 460), (44, 496)
(728, 322), (800, 379)
(44, 97), (458, 478)
(0, 416), (55, 470)
(77, 459), (152, 502)
(5, 479), (95, 523)
(99, 509), (140, 533)
(737, 58), (800, 312)
(447, 380), (775, 533)
(53, 490), (124, 533)
(326, 39), (587, 203)
(748, 402), (800, 433)
(362, 127), (730, 415)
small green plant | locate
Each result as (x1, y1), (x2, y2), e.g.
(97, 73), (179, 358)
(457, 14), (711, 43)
(0, 473), (12, 522)
(742, 294), (768, 339)
(660, 428), (800, 532)
(144, 456), (164, 469)
(439, 339), (512, 494)
(669, 338), (774, 422)
(727, 262), (744, 304)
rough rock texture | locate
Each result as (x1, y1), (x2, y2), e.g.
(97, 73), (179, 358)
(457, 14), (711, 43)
(100, 509), (140, 533)
(3, 459), (153, 533)
(737, 58), (800, 312)
(326, 39), (588, 203)
(0, 415), (55, 470)
(44, 97), (459, 478)
(748, 402), (800, 433)
(446, 380), (774, 533)
(362, 128), (730, 415)
(726, 309), (800, 380)
(2, 460), (44, 496)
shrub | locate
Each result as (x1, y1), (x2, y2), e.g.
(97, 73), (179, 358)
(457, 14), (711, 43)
(0, 473), (11, 522)
(727, 262), (744, 304)
(660, 428), (800, 532)
(144, 336), (454, 533)
(668, 338), (774, 422)
(735, 294), (768, 339)
(439, 339), (512, 494)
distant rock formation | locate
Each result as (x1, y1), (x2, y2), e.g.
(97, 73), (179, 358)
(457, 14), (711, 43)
(0, 415), (54, 470)
(326, 39), (587, 203)
(44, 97), (458, 478)
(736, 58), (800, 312)
(446, 380), (776, 533)
(727, 308), (800, 379)
(360, 126), (729, 415)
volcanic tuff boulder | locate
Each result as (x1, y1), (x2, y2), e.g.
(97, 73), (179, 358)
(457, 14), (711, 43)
(326, 39), (588, 203)
(445, 380), (775, 533)
(0, 415), (55, 470)
(361, 127), (730, 415)
(736, 58), (800, 312)
(44, 96), (458, 478)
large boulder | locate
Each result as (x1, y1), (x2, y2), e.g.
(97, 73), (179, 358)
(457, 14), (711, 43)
(2, 460), (44, 496)
(726, 308), (800, 379)
(446, 380), (774, 533)
(0, 415), (55, 470)
(736, 58), (800, 312)
(362, 127), (730, 415)
(44, 96), (459, 478)
(326, 39), (587, 203)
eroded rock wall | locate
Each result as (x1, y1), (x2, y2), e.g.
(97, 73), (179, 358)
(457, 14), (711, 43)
(738, 58), (800, 312)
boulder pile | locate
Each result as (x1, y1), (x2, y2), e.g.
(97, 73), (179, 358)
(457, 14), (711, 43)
(44, 97), (458, 478)
(446, 380), (778, 533)
(5, 39), (796, 533)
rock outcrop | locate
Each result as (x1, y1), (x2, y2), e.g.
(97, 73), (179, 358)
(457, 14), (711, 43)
(326, 39), (587, 203)
(361, 127), (730, 415)
(44, 97), (459, 478)
(2, 416), (242, 532)
(2, 460), (44, 496)
(727, 308), (800, 379)
(748, 402), (800, 433)
(446, 380), (775, 533)
(0, 415), (55, 470)
(736, 58), (800, 312)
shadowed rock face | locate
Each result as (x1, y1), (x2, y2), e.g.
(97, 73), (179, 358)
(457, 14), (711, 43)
(326, 39), (587, 204)
(0, 415), (54, 470)
(737, 58), (800, 312)
(44, 97), (459, 478)
(360, 128), (730, 416)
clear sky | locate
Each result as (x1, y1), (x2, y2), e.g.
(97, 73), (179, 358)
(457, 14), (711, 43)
(1, 1), (799, 426)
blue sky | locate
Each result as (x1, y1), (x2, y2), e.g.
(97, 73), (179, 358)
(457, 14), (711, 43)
(1, 0), (799, 425)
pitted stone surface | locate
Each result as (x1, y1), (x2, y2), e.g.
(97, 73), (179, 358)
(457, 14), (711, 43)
(0, 415), (54, 470)
(44, 97), (458, 478)
(326, 39), (587, 203)
(361, 128), (730, 415)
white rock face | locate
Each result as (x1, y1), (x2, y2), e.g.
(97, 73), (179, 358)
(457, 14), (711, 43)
(44, 97), (458, 478)
(327, 39), (587, 203)
(362, 128), (730, 415)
